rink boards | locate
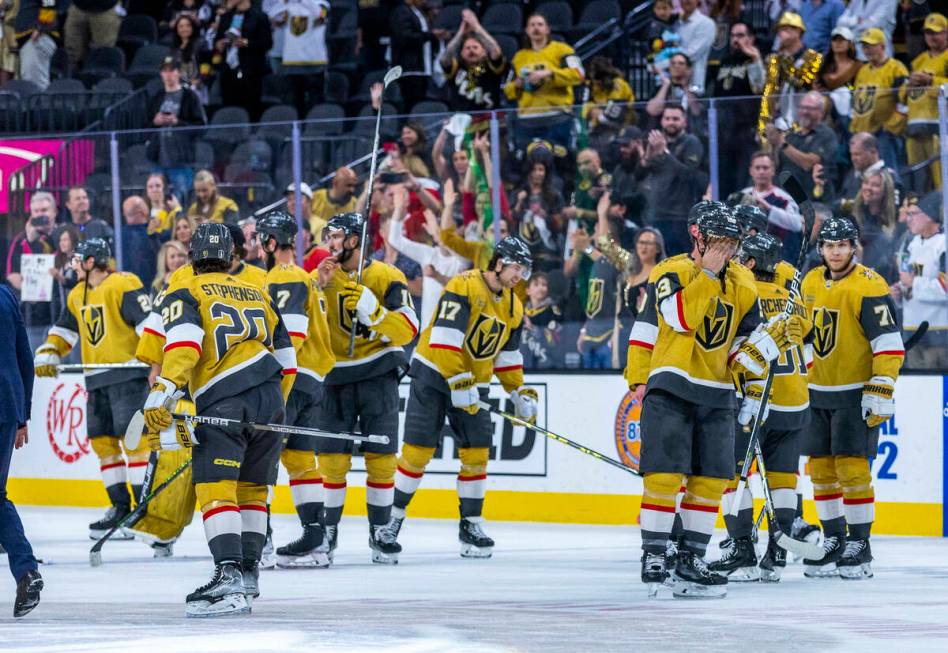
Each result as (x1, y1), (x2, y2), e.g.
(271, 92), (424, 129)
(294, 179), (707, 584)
(9, 373), (947, 536)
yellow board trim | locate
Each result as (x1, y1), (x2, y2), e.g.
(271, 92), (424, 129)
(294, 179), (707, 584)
(8, 478), (943, 537)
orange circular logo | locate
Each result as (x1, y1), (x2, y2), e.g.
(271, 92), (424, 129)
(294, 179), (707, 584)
(46, 382), (90, 464)
(614, 390), (642, 471)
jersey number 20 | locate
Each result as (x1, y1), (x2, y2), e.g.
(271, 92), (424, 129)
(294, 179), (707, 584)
(211, 302), (272, 358)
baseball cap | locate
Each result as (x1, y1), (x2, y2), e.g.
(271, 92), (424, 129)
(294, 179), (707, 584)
(830, 26), (855, 41)
(859, 28), (886, 46)
(916, 190), (943, 224)
(159, 56), (180, 71)
(924, 13), (947, 33)
(285, 182), (313, 199)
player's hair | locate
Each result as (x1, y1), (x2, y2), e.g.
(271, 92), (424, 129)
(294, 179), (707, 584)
(193, 258), (228, 274)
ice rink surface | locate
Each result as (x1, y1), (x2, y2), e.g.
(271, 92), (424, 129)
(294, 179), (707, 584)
(1, 507), (947, 652)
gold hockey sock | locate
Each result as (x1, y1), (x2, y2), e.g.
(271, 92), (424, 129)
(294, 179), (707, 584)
(196, 480), (241, 564)
(365, 453), (396, 526)
(458, 448), (489, 519)
(680, 475), (727, 556)
(281, 448), (323, 525)
(640, 473), (683, 554)
(836, 456), (874, 539)
(809, 456), (846, 537)
(318, 453), (351, 526)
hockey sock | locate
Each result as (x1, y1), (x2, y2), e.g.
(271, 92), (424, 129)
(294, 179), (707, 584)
(237, 482), (268, 563)
(640, 473), (683, 554)
(318, 453), (351, 526)
(281, 449), (324, 526)
(836, 456), (874, 539)
(394, 444), (436, 514)
(680, 475), (727, 556)
(91, 437), (130, 507)
(810, 456), (846, 537)
(458, 448), (489, 519)
(768, 472), (798, 535)
(795, 490), (804, 519)
(365, 453), (396, 526)
(721, 475), (754, 538)
(196, 481), (241, 564)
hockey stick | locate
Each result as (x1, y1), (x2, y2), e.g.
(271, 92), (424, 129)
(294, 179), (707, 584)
(89, 457), (192, 567)
(903, 320), (929, 352)
(56, 362), (149, 372)
(347, 65), (403, 358)
(479, 401), (641, 476)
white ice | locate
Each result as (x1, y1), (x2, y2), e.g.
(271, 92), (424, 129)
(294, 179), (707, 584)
(1, 506), (947, 652)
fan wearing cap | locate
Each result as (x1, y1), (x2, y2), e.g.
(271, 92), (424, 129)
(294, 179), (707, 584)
(901, 13), (948, 191)
(759, 12), (822, 142)
(310, 167), (359, 239)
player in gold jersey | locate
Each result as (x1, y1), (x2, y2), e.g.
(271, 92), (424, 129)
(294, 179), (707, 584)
(33, 238), (152, 539)
(800, 217), (904, 580)
(380, 237), (537, 558)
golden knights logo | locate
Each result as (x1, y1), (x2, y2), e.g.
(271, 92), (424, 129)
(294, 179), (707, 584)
(290, 15), (309, 36)
(586, 278), (604, 318)
(695, 299), (734, 350)
(851, 85), (877, 116)
(812, 307), (839, 358)
(465, 314), (507, 360)
(80, 305), (106, 346)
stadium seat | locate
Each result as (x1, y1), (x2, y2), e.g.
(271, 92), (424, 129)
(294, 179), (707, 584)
(354, 102), (399, 139)
(534, 1), (573, 33)
(0, 90), (23, 132)
(261, 74), (294, 109)
(124, 44), (170, 88)
(410, 100), (449, 117)
(46, 79), (86, 94)
(305, 103), (346, 134)
(2, 79), (40, 98)
(194, 140), (215, 171)
(432, 4), (463, 31)
(572, 0), (621, 40)
(257, 105), (298, 149)
(495, 34), (520, 64)
(50, 48), (72, 81)
(117, 14), (158, 61)
(324, 71), (350, 106)
(230, 139), (274, 173)
(123, 142), (157, 178)
(482, 3), (524, 35)
(78, 46), (126, 87)
(93, 77), (133, 94)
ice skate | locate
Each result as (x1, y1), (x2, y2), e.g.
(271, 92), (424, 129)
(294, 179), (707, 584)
(325, 524), (339, 563)
(459, 518), (494, 559)
(641, 552), (668, 598)
(185, 563), (250, 617)
(803, 534), (844, 578)
(151, 541), (174, 559)
(664, 537), (679, 573)
(708, 536), (760, 582)
(838, 538), (873, 580)
(276, 524), (331, 568)
(242, 560), (260, 603)
(672, 550), (728, 598)
(89, 504), (132, 540)
(13, 570), (42, 618)
(790, 517), (822, 562)
(259, 532), (277, 570)
(758, 537), (787, 582)
(369, 523), (401, 564)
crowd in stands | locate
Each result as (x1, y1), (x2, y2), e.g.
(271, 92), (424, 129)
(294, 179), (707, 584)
(1, 0), (946, 371)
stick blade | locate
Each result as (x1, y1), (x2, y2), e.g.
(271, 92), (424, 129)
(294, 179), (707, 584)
(125, 410), (145, 450)
(778, 171), (807, 205)
(89, 550), (102, 567)
(366, 434), (391, 445)
(775, 531), (825, 559)
(384, 66), (403, 86)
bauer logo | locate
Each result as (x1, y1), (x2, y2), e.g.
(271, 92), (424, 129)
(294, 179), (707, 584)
(46, 382), (90, 464)
(613, 390), (641, 471)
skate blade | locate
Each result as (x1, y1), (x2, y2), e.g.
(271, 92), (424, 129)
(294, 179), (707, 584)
(153, 547), (174, 559)
(759, 568), (783, 583)
(803, 563), (839, 578)
(726, 566), (761, 582)
(460, 543), (493, 559)
(370, 549), (399, 565)
(89, 530), (133, 541)
(186, 593), (250, 618)
(276, 552), (331, 569)
(839, 563), (873, 580)
(258, 554), (278, 570)
(672, 580), (727, 599)
(647, 582), (665, 598)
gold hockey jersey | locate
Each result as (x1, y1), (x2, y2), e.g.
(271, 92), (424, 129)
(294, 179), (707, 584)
(136, 263), (267, 366)
(801, 264), (904, 408)
(902, 49), (948, 126)
(322, 259), (419, 385)
(265, 262), (335, 396)
(849, 58), (909, 135)
(160, 271), (296, 409)
(625, 255), (764, 408)
(411, 269), (525, 394)
(46, 272), (151, 390)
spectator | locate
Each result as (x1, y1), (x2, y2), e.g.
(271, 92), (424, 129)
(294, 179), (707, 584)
(65, 186), (113, 244)
(892, 190), (947, 368)
(706, 0), (754, 80)
(151, 240), (188, 297)
(565, 148), (610, 234)
(902, 12), (948, 192)
(145, 57), (208, 203)
(272, 0), (329, 117)
(144, 173), (182, 242)
(815, 27), (861, 92)
(432, 124), (470, 188)
(171, 13), (212, 104)
(759, 12), (822, 140)
(849, 28), (907, 171)
(439, 9), (506, 115)
(736, 150), (804, 258)
(639, 0), (678, 74)
(390, 0), (447, 111)
(48, 224), (79, 335)
(765, 91), (838, 199)
(583, 56), (637, 151)
(853, 169), (899, 280)
(165, 0), (214, 31)
(625, 227), (665, 318)
(5, 193), (55, 347)
(284, 182), (313, 231)
(14, 0), (63, 90)
(120, 195), (158, 287)
(371, 209), (423, 303)
(397, 121), (432, 179)
(512, 159), (566, 272)
(675, 0), (715, 94)
(186, 170), (239, 224)
(637, 104), (705, 255)
(0, 0), (16, 85)
(799, 0), (845, 54)
(520, 272), (564, 370)
(63, 0), (121, 69)
(610, 127), (648, 222)
(239, 217), (265, 269)
(213, 0), (273, 121)
(835, 132), (901, 213)
(358, 0), (393, 71)
(504, 13), (584, 158)
(710, 21), (765, 198)
(310, 168), (358, 237)
(835, 0), (898, 55)
(172, 214), (196, 249)
(901, 0), (932, 60)
(645, 52), (703, 125)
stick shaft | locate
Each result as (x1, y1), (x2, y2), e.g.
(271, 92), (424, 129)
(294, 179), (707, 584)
(171, 412), (387, 444)
(57, 363), (149, 370)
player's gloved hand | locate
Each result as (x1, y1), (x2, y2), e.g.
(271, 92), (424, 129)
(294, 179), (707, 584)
(143, 376), (176, 431)
(861, 375), (895, 428)
(341, 281), (386, 325)
(34, 345), (61, 378)
(448, 372), (480, 415)
(733, 319), (784, 376)
(146, 418), (197, 451)
(510, 387), (538, 424)
(786, 314), (806, 347)
(738, 380), (771, 426)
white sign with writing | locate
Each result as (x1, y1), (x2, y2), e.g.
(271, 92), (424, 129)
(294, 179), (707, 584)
(20, 253), (55, 302)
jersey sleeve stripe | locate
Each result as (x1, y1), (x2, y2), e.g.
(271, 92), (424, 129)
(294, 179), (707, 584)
(143, 327), (164, 338)
(628, 320), (658, 345)
(628, 340), (654, 350)
(288, 331), (308, 340)
(48, 326), (79, 346)
(166, 323), (205, 347)
(494, 364), (523, 373)
(164, 341), (202, 355)
(429, 325), (464, 349)
(430, 343), (463, 353)
(870, 332), (904, 356)
(495, 349), (523, 370)
(873, 350), (905, 357)
(396, 307), (419, 337)
(658, 292), (689, 333)
(282, 313), (309, 336)
(274, 345), (297, 371)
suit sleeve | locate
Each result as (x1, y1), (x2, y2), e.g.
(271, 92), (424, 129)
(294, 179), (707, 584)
(495, 313), (525, 393)
(12, 289), (33, 423)
(625, 283), (657, 388)
(374, 275), (420, 346)
(160, 287), (204, 390)
(269, 279), (310, 350)
(859, 291), (904, 381)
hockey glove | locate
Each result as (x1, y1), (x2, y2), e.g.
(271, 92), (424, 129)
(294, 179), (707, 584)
(786, 314), (806, 347)
(448, 372), (480, 415)
(733, 319), (784, 376)
(861, 375), (895, 428)
(510, 387), (538, 424)
(738, 380), (771, 426)
(143, 376), (177, 431)
(341, 281), (386, 326)
(146, 418), (198, 451)
(34, 345), (60, 378)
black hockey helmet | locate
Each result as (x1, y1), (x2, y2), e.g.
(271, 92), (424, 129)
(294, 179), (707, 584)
(694, 203), (741, 241)
(325, 212), (365, 241)
(738, 233), (782, 273)
(733, 204), (769, 236)
(190, 222), (233, 264)
(687, 200), (728, 226)
(817, 216), (859, 245)
(256, 210), (297, 248)
(490, 236), (533, 279)
(73, 237), (110, 267)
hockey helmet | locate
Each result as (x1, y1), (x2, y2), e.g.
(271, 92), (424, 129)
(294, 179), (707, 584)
(256, 210), (298, 248)
(73, 237), (111, 267)
(733, 204), (769, 236)
(694, 203), (742, 241)
(325, 212), (365, 240)
(687, 200), (728, 226)
(738, 233), (782, 273)
(190, 222), (234, 264)
(817, 216), (859, 245)
(224, 223), (246, 251)
(490, 236), (533, 280)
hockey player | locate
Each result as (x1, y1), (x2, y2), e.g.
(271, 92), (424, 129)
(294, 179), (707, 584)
(255, 211), (336, 567)
(734, 203), (797, 291)
(316, 212), (419, 564)
(33, 238), (153, 539)
(710, 233), (809, 583)
(800, 216), (904, 579)
(143, 223), (297, 616)
(381, 237), (537, 558)
(626, 203), (795, 598)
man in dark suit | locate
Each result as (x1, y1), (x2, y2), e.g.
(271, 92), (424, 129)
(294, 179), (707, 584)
(0, 284), (42, 618)
(390, 0), (447, 111)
